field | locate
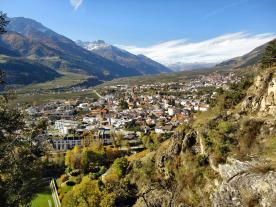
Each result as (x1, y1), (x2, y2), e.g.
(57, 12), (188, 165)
(18, 72), (90, 93)
(31, 186), (53, 207)
(95, 67), (232, 88)
(12, 89), (99, 105)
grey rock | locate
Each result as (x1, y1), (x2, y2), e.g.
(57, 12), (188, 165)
(213, 159), (276, 207)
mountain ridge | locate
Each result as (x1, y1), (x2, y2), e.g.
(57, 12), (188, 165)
(216, 38), (276, 68)
(76, 40), (172, 75)
(0, 17), (150, 89)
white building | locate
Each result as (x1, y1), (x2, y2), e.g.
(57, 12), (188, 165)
(83, 117), (97, 124)
(52, 137), (82, 150)
(55, 120), (79, 135)
(168, 108), (175, 116)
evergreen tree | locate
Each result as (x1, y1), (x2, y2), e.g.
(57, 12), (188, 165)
(0, 11), (44, 207)
(261, 40), (276, 69)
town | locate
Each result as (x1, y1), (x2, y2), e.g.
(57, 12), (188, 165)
(23, 72), (241, 153)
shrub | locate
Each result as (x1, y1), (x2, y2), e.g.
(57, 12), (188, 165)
(197, 154), (209, 166)
(75, 175), (82, 184)
(66, 180), (76, 186)
(223, 78), (253, 109)
(100, 192), (116, 207)
(238, 119), (263, 155)
(217, 120), (233, 134)
(112, 157), (128, 178)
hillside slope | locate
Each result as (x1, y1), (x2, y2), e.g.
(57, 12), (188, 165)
(216, 39), (276, 69)
(0, 17), (143, 88)
(0, 55), (61, 89)
(125, 67), (276, 207)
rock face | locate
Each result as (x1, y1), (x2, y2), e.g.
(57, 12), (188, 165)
(132, 131), (198, 207)
(242, 68), (276, 116)
(212, 158), (276, 207)
(156, 131), (197, 178)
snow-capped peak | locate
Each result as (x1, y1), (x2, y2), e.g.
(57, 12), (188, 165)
(76, 40), (112, 51)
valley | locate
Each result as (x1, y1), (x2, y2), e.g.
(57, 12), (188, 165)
(0, 3), (275, 207)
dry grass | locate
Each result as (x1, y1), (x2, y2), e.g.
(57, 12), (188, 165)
(127, 149), (150, 162)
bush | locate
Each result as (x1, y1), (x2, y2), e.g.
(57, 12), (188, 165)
(89, 166), (107, 180)
(217, 120), (233, 134)
(141, 132), (160, 150)
(75, 175), (82, 184)
(223, 78), (253, 109)
(238, 119), (263, 155)
(66, 180), (76, 186)
(197, 154), (209, 166)
(100, 192), (116, 207)
(112, 157), (128, 178)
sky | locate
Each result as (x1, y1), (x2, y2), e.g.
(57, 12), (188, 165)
(0, 0), (276, 65)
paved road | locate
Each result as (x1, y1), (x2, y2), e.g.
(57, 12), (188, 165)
(93, 90), (103, 98)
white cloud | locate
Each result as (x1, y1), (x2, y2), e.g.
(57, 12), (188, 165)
(117, 32), (276, 66)
(70, 0), (83, 10)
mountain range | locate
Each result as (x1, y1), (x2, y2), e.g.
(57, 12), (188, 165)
(168, 62), (215, 71)
(0, 16), (274, 89)
(76, 40), (171, 75)
(0, 17), (170, 88)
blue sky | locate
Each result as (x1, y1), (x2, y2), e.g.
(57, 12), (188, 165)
(1, 0), (276, 64)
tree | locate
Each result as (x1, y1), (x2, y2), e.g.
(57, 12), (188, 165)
(99, 192), (116, 207)
(141, 131), (160, 150)
(0, 96), (45, 206)
(0, 12), (47, 206)
(0, 11), (8, 84)
(261, 40), (276, 69)
(62, 177), (102, 207)
(82, 131), (94, 147)
(0, 11), (9, 35)
(112, 157), (128, 178)
(119, 99), (128, 110)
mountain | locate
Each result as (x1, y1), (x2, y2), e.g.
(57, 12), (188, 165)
(168, 62), (215, 71)
(0, 55), (61, 90)
(0, 17), (143, 84)
(76, 40), (172, 75)
(216, 38), (276, 68)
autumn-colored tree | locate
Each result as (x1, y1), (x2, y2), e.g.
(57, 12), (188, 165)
(99, 192), (116, 207)
(112, 157), (128, 178)
(62, 177), (109, 207)
(141, 131), (160, 150)
(82, 131), (94, 147)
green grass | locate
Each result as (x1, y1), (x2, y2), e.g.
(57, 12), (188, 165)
(31, 186), (53, 207)
(18, 72), (90, 93)
(12, 89), (99, 105)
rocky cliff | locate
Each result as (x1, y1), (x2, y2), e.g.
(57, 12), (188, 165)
(128, 67), (276, 207)
(212, 158), (276, 207)
(241, 67), (276, 116)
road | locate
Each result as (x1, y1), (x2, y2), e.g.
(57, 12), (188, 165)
(93, 89), (103, 98)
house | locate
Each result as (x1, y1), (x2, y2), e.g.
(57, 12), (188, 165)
(83, 116), (97, 124)
(51, 137), (82, 150)
(26, 107), (39, 116)
(98, 127), (113, 145)
(55, 119), (79, 135)
(168, 108), (175, 116)
(155, 127), (164, 134)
